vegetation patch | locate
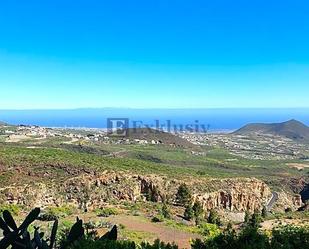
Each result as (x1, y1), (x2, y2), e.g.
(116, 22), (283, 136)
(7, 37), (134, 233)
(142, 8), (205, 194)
(40, 205), (76, 220)
(95, 207), (120, 217)
(0, 203), (20, 216)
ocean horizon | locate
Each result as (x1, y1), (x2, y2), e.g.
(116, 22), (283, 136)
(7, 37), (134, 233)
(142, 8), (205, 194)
(1, 108), (309, 131)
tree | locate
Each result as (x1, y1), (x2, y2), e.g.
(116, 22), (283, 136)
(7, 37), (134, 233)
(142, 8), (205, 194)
(248, 210), (262, 229)
(184, 205), (194, 221)
(146, 186), (160, 202)
(192, 201), (204, 218)
(199, 223), (237, 249)
(176, 183), (192, 206)
(207, 209), (221, 226)
(261, 206), (267, 218)
(191, 224), (309, 249)
(161, 203), (171, 219)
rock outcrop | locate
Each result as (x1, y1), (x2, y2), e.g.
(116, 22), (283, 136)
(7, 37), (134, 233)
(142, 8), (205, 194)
(0, 171), (302, 212)
(193, 179), (272, 212)
(273, 191), (303, 211)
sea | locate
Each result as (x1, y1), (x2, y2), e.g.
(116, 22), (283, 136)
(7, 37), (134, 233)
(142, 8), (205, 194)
(0, 108), (309, 133)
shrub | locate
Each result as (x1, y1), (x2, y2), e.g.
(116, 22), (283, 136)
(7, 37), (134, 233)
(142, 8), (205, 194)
(151, 215), (164, 223)
(145, 185), (160, 202)
(67, 239), (136, 249)
(161, 203), (171, 219)
(69, 238), (179, 249)
(248, 210), (262, 229)
(40, 205), (75, 220)
(191, 222), (309, 249)
(271, 225), (309, 248)
(193, 201), (204, 218)
(95, 207), (119, 217)
(198, 222), (220, 238)
(0, 207), (180, 249)
(207, 209), (221, 226)
(184, 205), (194, 221)
(261, 206), (267, 218)
(176, 183), (192, 206)
(141, 239), (178, 249)
(0, 204), (20, 216)
(56, 220), (75, 248)
(192, 224), (267, 249)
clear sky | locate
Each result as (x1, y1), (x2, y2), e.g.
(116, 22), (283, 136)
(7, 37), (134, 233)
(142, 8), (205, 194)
(0, 0), (308, 109)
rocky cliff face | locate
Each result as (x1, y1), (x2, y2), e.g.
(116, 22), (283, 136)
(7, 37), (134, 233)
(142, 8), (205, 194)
(0, 171), (302, 212)
(193, 179), (272, 212)
(274, 191), (303, 211)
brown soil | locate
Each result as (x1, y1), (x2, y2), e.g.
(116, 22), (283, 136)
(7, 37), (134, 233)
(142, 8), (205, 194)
(107, 215), (202, 249)
(287, 163), (309, 171)
(261, 218), (309, 230)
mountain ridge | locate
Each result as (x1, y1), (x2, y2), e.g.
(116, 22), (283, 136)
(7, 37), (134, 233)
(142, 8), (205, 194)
(233, 119), (309, 142)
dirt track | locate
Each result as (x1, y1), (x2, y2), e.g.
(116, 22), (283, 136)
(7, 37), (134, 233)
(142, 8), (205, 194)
(107, 215), (202, 249)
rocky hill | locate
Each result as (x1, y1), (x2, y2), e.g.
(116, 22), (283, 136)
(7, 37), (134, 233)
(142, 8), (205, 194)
(117, 128), (196, 148)
(233, 119), (309, 143)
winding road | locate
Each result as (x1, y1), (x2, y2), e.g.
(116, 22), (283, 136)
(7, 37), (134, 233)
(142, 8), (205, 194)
(266, 192), (279, 211)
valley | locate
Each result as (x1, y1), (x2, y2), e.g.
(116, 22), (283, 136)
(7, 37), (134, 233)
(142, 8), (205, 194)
(0, 121), (309, 248)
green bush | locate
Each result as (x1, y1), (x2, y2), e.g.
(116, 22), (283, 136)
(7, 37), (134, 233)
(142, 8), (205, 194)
(261, 206), (267, 218)
(207, 209), (221, 226)
(0, 207), (179, 249)
(192, 215), (309, 249)
(193, 201), (204, 219)
(141, 239), (178, 249)
(271, 225), (309, 248)
(56, 220), (75, 248)
(2, 207), (309, 249)
(176, 183), (192, 206)
(67, 239), (136, 249)
(95, 207), (119, 217)
(198, 222), (220, 238)
(184, 205), (194, 221)
(151, 215), (164, 223)
(0, 203), (20, 216)
(69, 238), (178, 249)
(247, 210), (262, 229)
(161, 203), (171, 219)
(41, 205), (75, 220)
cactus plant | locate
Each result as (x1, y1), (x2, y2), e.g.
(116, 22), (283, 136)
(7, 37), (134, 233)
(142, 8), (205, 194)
(0, 208), (118, 249)
(99, 225), (117, 241)
(0, 207), (60, 249)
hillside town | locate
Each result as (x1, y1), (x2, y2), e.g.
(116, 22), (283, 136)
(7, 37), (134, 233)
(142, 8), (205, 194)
(2, 123), (309, 161)
(179, 132), (309, 160)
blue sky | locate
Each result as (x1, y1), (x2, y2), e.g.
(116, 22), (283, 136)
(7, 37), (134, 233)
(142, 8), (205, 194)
(0, 0), (308, 109)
